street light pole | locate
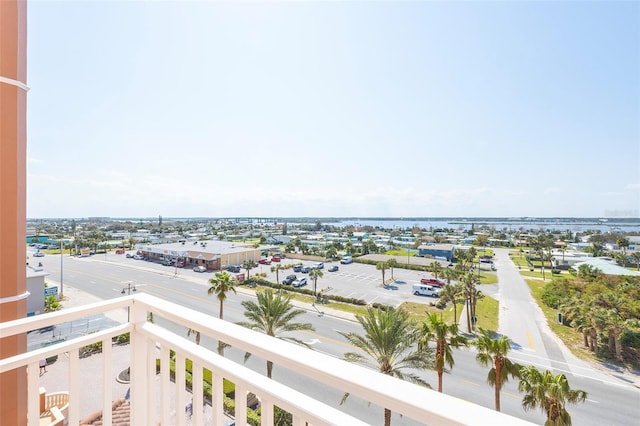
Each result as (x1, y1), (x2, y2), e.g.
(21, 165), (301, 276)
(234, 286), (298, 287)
(121, 281), (137, 322)
(59, 239), (64, 298)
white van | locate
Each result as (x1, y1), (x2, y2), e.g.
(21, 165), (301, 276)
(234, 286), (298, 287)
(340, 256), (353, 264)
(412, 284), (440, 297)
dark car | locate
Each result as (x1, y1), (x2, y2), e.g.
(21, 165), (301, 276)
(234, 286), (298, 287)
(227, 265), (241, 273)
(328, 265), (339, 272)
(283, 274), (297, 285)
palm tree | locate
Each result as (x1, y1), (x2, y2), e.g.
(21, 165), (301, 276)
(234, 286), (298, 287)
(376, 261), (389, 286)
(386, 258), (398, 280)
(616, 236), (630, 256)
(237, 290), (314, 378)
(518, 365), (587, 425)
(474, 328), (522, 411)
(428, 261), (443, 280)
(461, 272), (482, 333)
(242, 259), (256, 279)
(338, 307), (433, 426)
(440, 267), (458, 286)
(308, 268), (324, 301)
(208, 271), (238, 355)
(438, 283), (464, 325)
(418, 313), (467, 392)
(631, 252), (640, 271)
(270, 263), (283, 284)
(187, 328), (201, 345)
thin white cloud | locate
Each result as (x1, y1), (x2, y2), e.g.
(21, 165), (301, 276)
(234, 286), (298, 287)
(27, 157), (44, 164)
(626, 183), (640, 191)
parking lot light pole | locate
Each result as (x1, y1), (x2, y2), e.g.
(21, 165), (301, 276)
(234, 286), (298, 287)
(122, 281), (137, 322)
(60, 239), (64, 298)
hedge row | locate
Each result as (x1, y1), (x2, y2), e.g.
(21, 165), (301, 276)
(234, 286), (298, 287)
(244, 277), (366, 305)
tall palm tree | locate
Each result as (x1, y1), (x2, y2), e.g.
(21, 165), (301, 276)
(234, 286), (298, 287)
(631, 252), (640, 271)
(237, 290), (314, 378)
(418, 313), (467, 392)
(474, 328), (522, 411)
(187, 328), (201, 346)
(242, 259), (256, 279)
(208, 271), (238, 355)
(386, 258), (398, 280)
(270, 263), (283, 284)
(461, 272), (482, 333)
(518, 365), (587, 425)
(440, 267), (458, 286)
(338, 307), (433, 426)
(308, 268), (324, 300)
(438, 283), (464, 325)
(428, 261), (443, 280)
(376, 261), (389, 286)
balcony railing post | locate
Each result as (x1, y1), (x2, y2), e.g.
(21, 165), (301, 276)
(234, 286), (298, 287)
(130, 298), (149, 426)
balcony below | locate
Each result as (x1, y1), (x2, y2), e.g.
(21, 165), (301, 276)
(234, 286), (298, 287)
(0, 293), (534, 425)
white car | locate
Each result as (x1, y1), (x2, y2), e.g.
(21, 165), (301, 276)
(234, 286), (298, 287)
(33, 251), (45, 257)
(193, 265), (207, 273)
(133, 255), (144, 260)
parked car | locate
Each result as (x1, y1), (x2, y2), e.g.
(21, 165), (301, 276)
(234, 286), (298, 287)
(115, 249), (125, 254)
(259, 258), (271, 265)
(300, 266), (312, 273)
(283, 274), (297, 285)
(340, 256), (353, 264)
(328, 265), (339, 272)
(176, 261), (185, 268)
(420, 278), (445, 287)
(133, 254), (144, 260)
(271, 256), (281, 262)
(313, 262), (324, 270)
(292, 277), (307, 288)
(125, 253), (134, 258)
(227, 265), (241, 273)
(193, 265), (207, 273)
(413, 284), (441, 297)
(33, 251), (44, 257)
(161, 259), (174, 266)
(292, 264), (302, 272)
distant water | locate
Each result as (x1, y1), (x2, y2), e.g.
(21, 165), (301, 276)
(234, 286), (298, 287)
(322, 218), (640, 233)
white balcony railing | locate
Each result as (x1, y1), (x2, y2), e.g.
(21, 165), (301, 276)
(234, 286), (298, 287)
(0, 293), (534, 425)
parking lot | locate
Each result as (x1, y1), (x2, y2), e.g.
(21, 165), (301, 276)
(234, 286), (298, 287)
(253, 258), (440, 308)
(103, 253), (443, 308)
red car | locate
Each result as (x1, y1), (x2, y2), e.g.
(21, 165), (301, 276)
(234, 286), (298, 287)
(271, 256), (281, 262)
(115, 249), (125, 254)
(259, 258), (272, 265)
(420, 278), (445, 287)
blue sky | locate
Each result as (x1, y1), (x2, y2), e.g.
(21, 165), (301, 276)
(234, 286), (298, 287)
(26, 1), (639, 219)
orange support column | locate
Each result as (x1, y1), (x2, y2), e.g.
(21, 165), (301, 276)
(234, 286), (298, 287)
(0, 0), (28, 424)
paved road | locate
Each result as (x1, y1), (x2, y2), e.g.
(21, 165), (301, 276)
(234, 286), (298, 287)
(33, 250), (640, 425)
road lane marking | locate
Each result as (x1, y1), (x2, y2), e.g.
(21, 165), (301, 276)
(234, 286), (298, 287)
(504, 391), (522, 400)
(460, 379), (480, 387)
(527, 332), (535, 350)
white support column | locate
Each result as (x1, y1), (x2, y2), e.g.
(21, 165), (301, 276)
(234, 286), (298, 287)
(101, 338), (112, 426)
(27, 361), (39, 426)
(235, 383), (248, 426)
(160, 346), (171, 424)
(212, 373), (224, 426)
(68, 348), (80, 426)
(192, 360), (203, 426)
(130, 302), (149, 426)
(146, 339), (157, 423)
(259, 396), (273, 426)
(175, 352), (186, 426)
